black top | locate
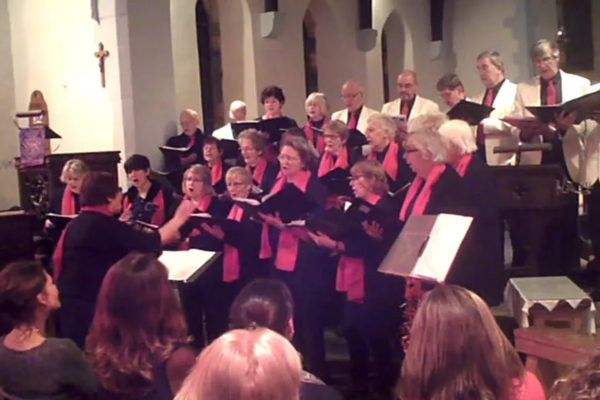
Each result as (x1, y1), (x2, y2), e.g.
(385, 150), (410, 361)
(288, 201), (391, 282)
(372, 144), (415, 196)
(124, 180), (175, 224)
(164, 128), (206, 171)
(0, 336), (97, 400)
(247, 160), (279, 194)
(57, 211), (161, 303)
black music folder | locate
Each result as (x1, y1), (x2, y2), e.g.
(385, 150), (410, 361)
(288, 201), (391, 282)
(46, 213), (75, 230)
(347, 129), (368, 149)
(231, 117), (296, 143)
(447, 100), (494, 125)
(525, 89), (600, 124)
(319, 167), (352, 196)
(233, 183), (318, 222)
(159, 145), (191, 154)
(378, 214), (472, 281)
(188, 213), (242, 234)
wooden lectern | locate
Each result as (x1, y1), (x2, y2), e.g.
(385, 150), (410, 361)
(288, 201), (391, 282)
(15, 151), (121, 213)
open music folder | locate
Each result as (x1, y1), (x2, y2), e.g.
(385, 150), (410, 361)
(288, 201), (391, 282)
(525, 88), (600, 125)
(159, 249), (221, 282)
(378, 213), (472, 282)
(447, 100), (494, 125)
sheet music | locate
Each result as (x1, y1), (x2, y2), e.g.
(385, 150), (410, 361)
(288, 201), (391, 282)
(159, 249), (219, 282)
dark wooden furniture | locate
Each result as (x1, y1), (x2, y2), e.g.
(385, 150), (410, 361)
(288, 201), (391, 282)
(0, 211), (36, 268)
(15, 151), (121, 214)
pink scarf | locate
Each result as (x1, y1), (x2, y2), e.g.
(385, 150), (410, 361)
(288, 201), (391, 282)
(52, 205), (113, 280)
(61, 186), (77, 215)
(336, 194), (381, 302)
(399, 164), (446, 221)
(259, 170), (311, 271)
(247, 157), (268, 187)
(317, 147), (349, 178)
(180, 195), (213, 250)
(223, 205), (244, 282)
(210, 160), (223, 186)
(368, 141), (400, 180)
(454, 153), (473, 178)
(304, 120), (326, 154)
(121, 184), (166, 226)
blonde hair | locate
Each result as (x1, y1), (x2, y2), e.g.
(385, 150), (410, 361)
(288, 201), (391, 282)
(305, 92), (330, 117)
(175, 328), (301, 400)
(226, 167), (253, 185)
(407, 111), (449, 135)
(399, 285), (524, 400)
(60, 159), (89, 183)
(350, 160), (389, 196)
(406, 128), (448, 163)
(182, 164), (214, 196)
(367, 113), (396, 140)
(325, 120), (350, 142)
(438, 119), (478, 155)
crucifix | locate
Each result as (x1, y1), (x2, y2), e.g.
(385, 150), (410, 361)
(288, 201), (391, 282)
(94, 42), (110, 88)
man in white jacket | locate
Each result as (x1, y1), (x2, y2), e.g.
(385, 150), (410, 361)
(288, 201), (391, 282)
(381, 70), (439, 121)
(331, 80), (377, 135)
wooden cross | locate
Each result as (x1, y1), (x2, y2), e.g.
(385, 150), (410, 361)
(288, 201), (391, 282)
(94, 42), (110, 88)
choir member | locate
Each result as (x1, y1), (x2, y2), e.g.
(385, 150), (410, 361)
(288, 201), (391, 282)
(365, 113), (415, 195)
(54, 159), (89, 215)
(398, 285), (544, 400)
(212, 100), (247, 140)
(202, 136), (229, 195)
(238, 128), (279, 193)
(309, 160), (402, 398)
(473, 50), (519, 165)
(259, 135), (328, 378)
(439, 119), (504, 305)
(259, 85), (297, 127)
(381, 70), (439, 121)
(121, 154), (174, 226)
(86, 253), (196, 400)
(303, 92), (329, 154)
(436, 73), (466, 108)
(164, 109), (206, 170)
(331, 80), (377, 134)
(54, 172), (194, 348)
(0, 261), (96, 399)
(178, 164), (231, 344)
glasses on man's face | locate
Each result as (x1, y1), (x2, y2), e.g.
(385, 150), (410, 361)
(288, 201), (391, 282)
(240, 146), (257, 153)
(341, 92), (361, 100)
(534, 55), (557, 65)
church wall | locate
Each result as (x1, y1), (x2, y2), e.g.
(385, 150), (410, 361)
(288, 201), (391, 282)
(170, 0), (203, 127)
(0, 0), (19, 208)
(7, 0), (115, 155)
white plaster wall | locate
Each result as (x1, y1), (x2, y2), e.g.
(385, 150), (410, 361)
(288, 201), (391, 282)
(0, 0), (19, 208)
(170, 0), (203, 125)
(8, 0), (114, 154)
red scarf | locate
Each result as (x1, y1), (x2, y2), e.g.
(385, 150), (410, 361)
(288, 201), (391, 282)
(210, 160), (223, 186)
(180, 195), (213, 250)
(52, 205), (113, 280)
(455, 153), (473, 178)
(368, 141), (400, 180)
(61, 186), (77, 215)
(223, 204), (244, 282)
(187, 133), (196, 149)
(121, 184), (166, 226)
(399, 164), (446, 221)
(304, 120), (326, 154)
(317, 147), (349, 178)
(259, 170), (311, 271)
(247, 157), (268, 187)
(336, 194), (381, 302)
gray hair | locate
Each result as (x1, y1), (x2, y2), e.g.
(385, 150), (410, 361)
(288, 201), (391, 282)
(407, 111), (449, 135)
(406, 129), (448, 163)
(476, 50), (505, 72)
(367, 113), (396, 140)
(529, 39), (559, 60)
(305, 92), (329, 116)
(438, 119), (478, 155)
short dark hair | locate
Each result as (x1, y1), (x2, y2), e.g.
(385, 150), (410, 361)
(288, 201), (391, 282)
(261, 85), (285, 104)
(203, 136), (223, 151)
(0, 261), (47, 327)
(436, 73), (464, 91)
(229, 279), (294, 336)
(80, 171), (120, 206)
(124, 154), (150, 173)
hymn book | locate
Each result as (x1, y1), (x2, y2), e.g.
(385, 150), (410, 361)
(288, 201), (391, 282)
(233, 183), (318, 222)
(378, 213), (472, 282)
(45, 213), (76, 230)
(525, 89), (600, 125)
(159, 249), (220, 282)
(447, 100), (495, 125)
(231, 117), (296, 143)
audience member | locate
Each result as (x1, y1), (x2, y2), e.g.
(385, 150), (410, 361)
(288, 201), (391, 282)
(0, 261), (96, 399)
(86, 253), (196, 400)
(398, 284), (545, 400)
(175, 328), (302, 400)
(549, 351), (600, 400)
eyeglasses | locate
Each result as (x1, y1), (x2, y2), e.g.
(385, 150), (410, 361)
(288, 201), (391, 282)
(341, 92), (361, 100)
(278, 154), (300, 162)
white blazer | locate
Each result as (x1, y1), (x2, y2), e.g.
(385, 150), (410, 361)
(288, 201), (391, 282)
(513, 70), (591, 166)
(331, 105), (378, 135)
(471, 79), (519, 166)
(381, 95), (439, 121)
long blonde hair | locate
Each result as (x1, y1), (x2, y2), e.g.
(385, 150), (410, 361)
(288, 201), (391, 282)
(176, 328), (301, 400)
(399, 285), (524, 400)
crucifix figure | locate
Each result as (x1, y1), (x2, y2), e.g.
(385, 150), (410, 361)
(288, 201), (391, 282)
(94, 42), (110, 88)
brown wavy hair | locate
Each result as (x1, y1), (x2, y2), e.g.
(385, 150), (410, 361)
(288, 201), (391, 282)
(85, 252), (189, 398)
(399, 285), (524, 400)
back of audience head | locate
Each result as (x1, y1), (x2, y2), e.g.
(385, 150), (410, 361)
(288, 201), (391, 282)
(0, 261), (59, 330)
(399, 284), (524, 400)
(229, 279), (294, 340)
(550, 351), (600, 400)
(86, 252), (188, 396)
(175, 328), (301, 400)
